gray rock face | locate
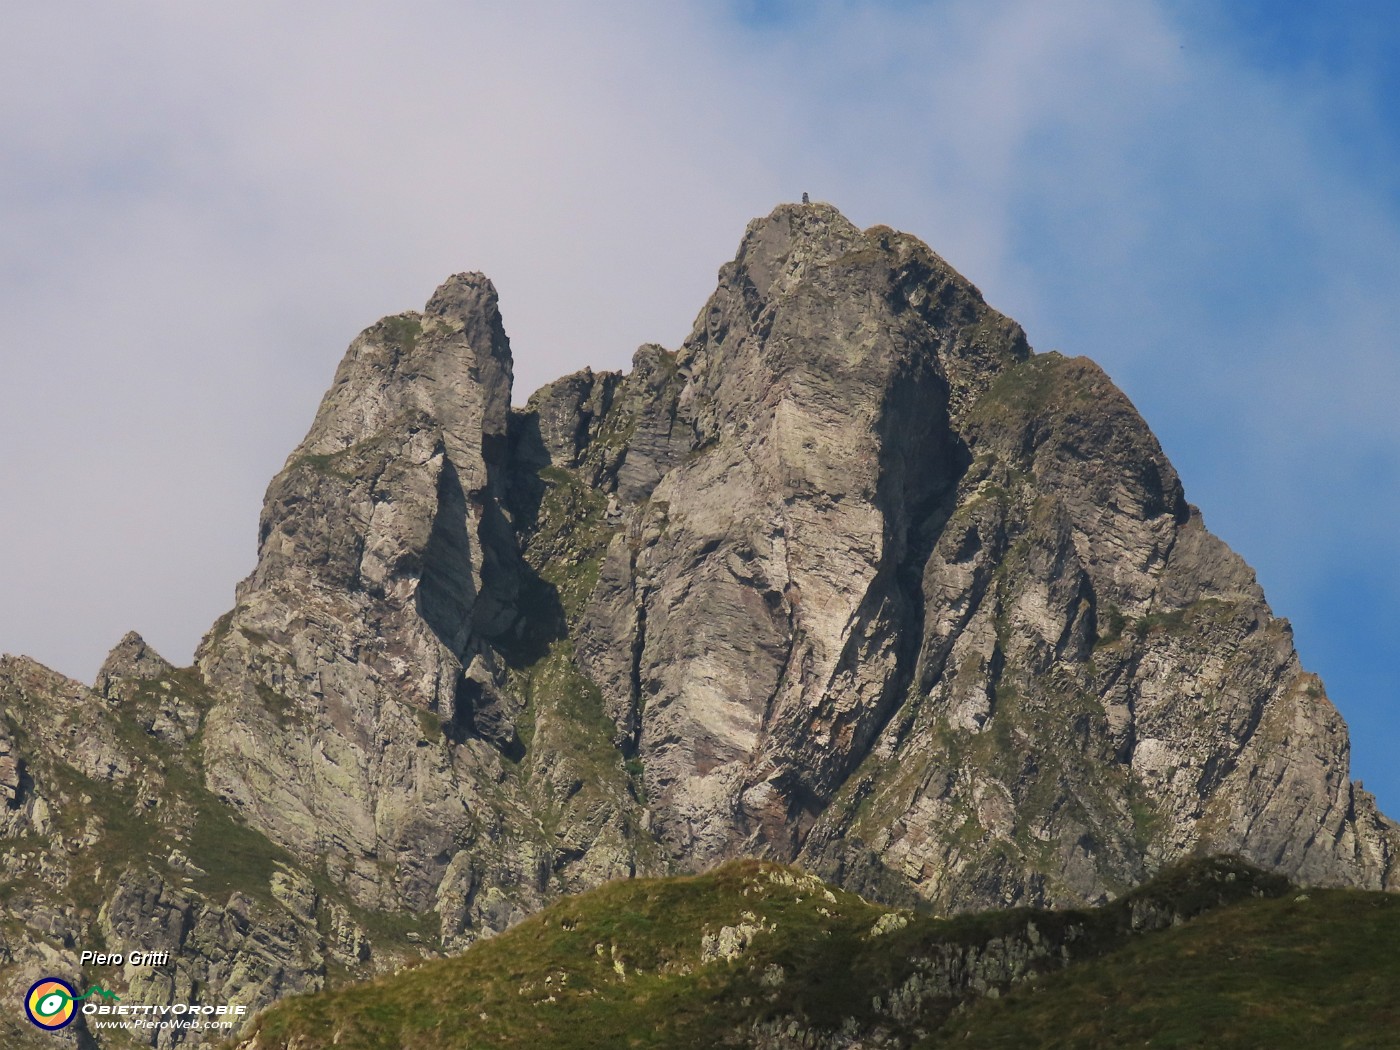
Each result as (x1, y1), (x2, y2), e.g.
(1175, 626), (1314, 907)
(2, 201), (1396, 1044)
(578, 206), (1030, 869)
(563, 204), (1400, 909)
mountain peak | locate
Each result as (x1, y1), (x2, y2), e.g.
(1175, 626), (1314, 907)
(3, 203), (1390, 1049)
(423, 271), (510, 353)
(2, 201), (1400, 1047)
(723, 201), (864, 303)
(95, 630), (172, 692)
(208, 203), (1400, 923)
(289, 270), (514, 468)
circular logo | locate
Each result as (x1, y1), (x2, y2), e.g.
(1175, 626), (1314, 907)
(25, 978), (77, 1030)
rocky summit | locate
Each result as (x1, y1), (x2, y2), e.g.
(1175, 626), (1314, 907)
(1, 202), (1396, 1046)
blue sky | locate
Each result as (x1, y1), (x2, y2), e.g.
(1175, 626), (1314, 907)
(2, 1), (1397, 812)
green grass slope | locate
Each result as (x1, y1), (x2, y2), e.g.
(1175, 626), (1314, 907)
(940, 886), (1400, 1049)
(234, 856), (1360, 1050)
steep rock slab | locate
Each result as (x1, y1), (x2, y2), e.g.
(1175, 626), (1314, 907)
(577, 204), (1030, 868)
(566, 204), (1398, 907)
(798, 352), (1399, 907)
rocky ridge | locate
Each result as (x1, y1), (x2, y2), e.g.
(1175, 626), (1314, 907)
(1, 202), (1396, 1046)
(235, 855), (1300, 1050)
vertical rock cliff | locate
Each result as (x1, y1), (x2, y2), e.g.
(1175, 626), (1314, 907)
(556, 204), (1399, 908)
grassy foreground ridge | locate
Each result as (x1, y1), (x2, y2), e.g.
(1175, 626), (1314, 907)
(233, 857), (1400, 1049)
